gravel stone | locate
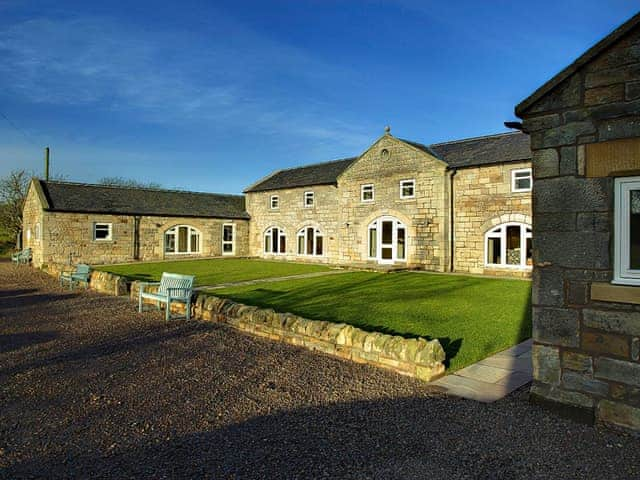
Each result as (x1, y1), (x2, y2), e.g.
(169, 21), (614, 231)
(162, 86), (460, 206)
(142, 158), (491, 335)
(1, 262), (639, 479)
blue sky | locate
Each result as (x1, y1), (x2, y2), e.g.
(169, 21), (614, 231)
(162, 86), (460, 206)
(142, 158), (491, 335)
(0, 1), (637, 194)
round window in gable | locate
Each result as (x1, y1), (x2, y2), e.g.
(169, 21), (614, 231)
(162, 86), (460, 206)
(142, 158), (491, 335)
(380, 148), (390, 160)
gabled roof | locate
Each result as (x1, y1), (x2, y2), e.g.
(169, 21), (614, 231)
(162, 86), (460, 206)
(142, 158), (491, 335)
(37, 180), (249, 219)
(244, 132), (531, 193)
(516, 12), (640, 117)
(428, 132), (531, 168)
(244, 157), (357, 193)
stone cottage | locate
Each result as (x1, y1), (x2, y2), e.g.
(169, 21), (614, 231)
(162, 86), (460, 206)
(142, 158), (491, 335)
(23, 130), (533, 276)
(517, 12), (640, 431)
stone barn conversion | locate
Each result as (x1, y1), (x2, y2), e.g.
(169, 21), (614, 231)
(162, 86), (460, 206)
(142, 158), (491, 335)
(517, 12), (640, 431)
(23, 130), (533, 277)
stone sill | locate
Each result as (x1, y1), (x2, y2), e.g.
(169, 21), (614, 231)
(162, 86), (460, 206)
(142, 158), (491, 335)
(591, 282), (640, 305)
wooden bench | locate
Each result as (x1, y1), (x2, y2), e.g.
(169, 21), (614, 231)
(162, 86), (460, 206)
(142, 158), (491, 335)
(138, 272), (195, 321)
(11, 248), (31, 264)
(60, 264), (91, 290)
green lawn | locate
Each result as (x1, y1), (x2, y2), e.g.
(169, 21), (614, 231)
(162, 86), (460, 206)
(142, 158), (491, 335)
(212, 271), (532, 372)
(95, 258), (332, 286)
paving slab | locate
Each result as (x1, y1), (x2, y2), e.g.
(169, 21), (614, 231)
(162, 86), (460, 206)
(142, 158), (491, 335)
(433, 339), (532, 403)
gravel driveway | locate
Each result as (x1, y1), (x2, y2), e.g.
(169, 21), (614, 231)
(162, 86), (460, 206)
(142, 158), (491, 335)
(1, 262), (638, 479)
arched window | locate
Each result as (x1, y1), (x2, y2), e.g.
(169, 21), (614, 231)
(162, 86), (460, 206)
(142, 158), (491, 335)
(485, 223), (532, 268)
(165, 225), (201, 254)
(264, 227), (286, 254)
(367, 216), (407, 264)
(297, 227), (323, 256)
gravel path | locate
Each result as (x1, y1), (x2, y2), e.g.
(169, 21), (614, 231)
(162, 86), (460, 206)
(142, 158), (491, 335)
(0, 262), (638, 479)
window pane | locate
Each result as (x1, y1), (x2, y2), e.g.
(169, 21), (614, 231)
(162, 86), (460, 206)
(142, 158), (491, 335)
(223, 225), (233, 242)
(223, 243), (233, 253)
(297, 235), (304, 255)
(272, 229), (278, 253)
(178, 227), (188, 252)
(306, 227), (314, 254)
(516, 178), (531, 190)
(506, 225), (521, 265)
(279, 235), (286, 253)
(487, 237), (501, 264)
(397, 227), (406, 259)
(265, 234), (272, 253)
(381, 247), (393, 260)
(165, 232), (175, 253)
(382, 221), (393, 244)
(526, 237), (533, 266)
(369, 228), (377, 257)
(190, 232), (199, 252)
(630, 190), (640, 269)
(315, 235), (323, 255)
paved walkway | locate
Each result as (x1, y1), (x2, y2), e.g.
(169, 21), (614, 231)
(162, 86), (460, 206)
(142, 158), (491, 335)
(197, 269), (348, 290)
(432, 339), (533, 403)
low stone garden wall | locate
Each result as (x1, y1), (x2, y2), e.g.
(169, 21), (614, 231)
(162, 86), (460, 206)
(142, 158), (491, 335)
(130, 281), (446, 382)
(45, 263), (127, 296)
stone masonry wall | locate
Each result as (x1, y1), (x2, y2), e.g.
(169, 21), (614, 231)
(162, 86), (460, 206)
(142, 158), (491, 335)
(21, 183), (44, 265)
(338, 134), (449, 270)
(246, 184), (340, 263)
(130, 281), (446, 382)
(520, 26), (640, 431)
(38, 211), (249, 267)
(454, 161), (532, 275)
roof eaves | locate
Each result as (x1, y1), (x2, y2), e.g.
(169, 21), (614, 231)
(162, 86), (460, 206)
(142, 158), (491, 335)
(516, 12), (640, 117)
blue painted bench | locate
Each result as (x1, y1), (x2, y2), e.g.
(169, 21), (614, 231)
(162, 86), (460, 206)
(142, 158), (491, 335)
(11, 248), (31, 264)
(60, 264), (91, 290)
(138, 272), (195, 321)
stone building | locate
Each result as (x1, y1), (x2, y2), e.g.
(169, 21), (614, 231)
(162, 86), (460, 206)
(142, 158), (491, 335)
(516, 12), (640, 431)
(23, 130), (533, 276)
(22, 179), (250, 267)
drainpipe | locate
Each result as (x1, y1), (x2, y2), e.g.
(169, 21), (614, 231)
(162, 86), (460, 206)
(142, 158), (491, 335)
(133, 216), (141, 260)
(449, 168), (457, 272)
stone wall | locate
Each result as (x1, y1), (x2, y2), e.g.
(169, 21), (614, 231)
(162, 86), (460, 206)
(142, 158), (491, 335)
(21, 182), (44, 265)
(338, 135), (449, 270)
(453, 161), (532, 275)
(519, 25), (640, 431)
(30, 208), (249, 267)
(130, 281), (446, 381)
(246, 184), (340, 263)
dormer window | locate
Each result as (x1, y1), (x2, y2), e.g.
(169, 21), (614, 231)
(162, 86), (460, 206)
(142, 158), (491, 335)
(270, 195), (279, 209)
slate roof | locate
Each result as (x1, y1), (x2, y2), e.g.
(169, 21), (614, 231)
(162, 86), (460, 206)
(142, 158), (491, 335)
(516, 12), (640, 116)
(38, 180), (249, 219)
(427, 132), (531, 168)
(243, 157), (357, 193)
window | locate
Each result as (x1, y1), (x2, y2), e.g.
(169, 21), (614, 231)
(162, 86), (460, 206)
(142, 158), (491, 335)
(264, 227), (286, 254)
(93, 223), (112, 241)
(485, 223), (532, 268)
(297, 227), (323, 256)
(26, 228), (31, 241)
(512, 168), (532, 192)
(34, 222), (41, 241)
(400, 179), (416, 199)
(361, 184), (374, 202)
(368, 216), (407, 264)
(304, 191), (314, 208)
(165, 225), (201, 254)
(614, 177), (640, 285)
(222, 223), (234, 255)
(270, 195), (279, 209)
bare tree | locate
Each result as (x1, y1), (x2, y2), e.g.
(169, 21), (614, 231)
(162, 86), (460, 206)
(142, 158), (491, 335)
(0, 169), (31, 246)
(98, 176), (162, 189)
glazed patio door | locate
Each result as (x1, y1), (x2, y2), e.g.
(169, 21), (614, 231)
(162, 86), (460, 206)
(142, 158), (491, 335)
(379, 219), (395, 264)
(368, 216), (406, 265)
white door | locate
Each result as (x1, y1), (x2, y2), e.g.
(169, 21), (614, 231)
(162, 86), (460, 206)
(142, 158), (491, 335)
(379, 219), (395, 264)
(368, 216), (407, 265)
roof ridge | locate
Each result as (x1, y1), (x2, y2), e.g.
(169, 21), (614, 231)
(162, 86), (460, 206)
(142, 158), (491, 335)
(42, 179), (244, 198)
(273, 156), (358, 174)
(429, 131), (522, 147)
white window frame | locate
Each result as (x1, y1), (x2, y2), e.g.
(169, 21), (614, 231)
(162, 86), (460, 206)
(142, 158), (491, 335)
(304, 191), (314, 208)
(164, 225), (201, 255)
(264, 226), (286, 255)
(222, 223), (235, 256)
(400, 179), (416, 199)
(361, 184), (374, 202)
(270, 195), (280, 210)
(367, 216), (407, 264)
(614, 176), (640, 285)
(93, 222), (113, 241)
(511, 168), (532, 193)
(297, 226), (324, 256)
(484, 222), (532, 269)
